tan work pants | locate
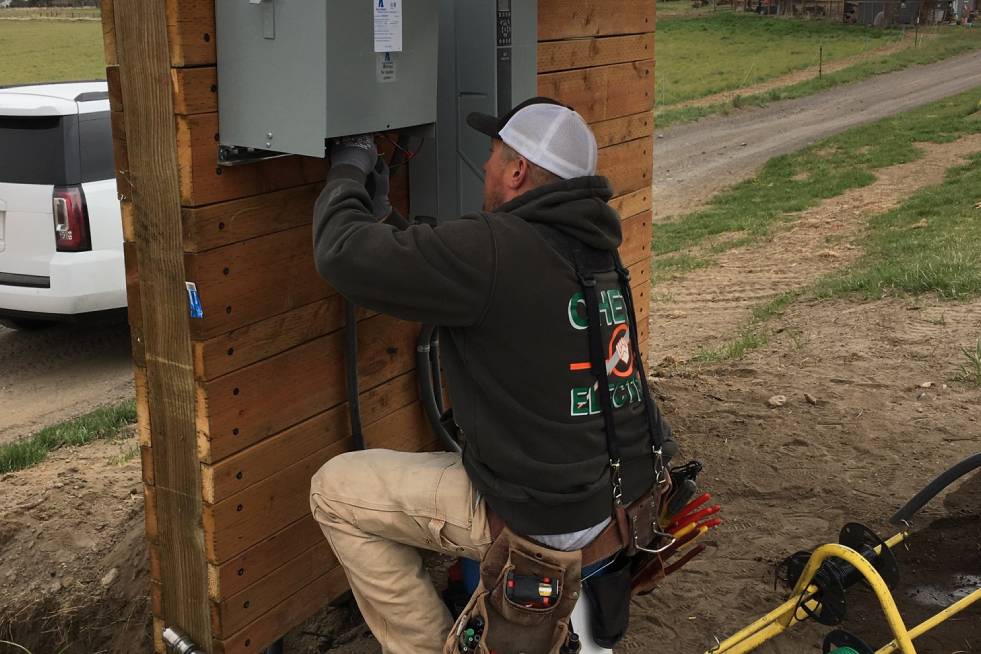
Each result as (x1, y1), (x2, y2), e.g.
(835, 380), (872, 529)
(310, 449), (494, 654)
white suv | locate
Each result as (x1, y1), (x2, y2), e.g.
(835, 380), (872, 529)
(0, 81), (124, 330)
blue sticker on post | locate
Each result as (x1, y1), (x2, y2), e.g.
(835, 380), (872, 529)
(186, 281), (204, 319)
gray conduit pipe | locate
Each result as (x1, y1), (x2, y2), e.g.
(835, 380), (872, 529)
(163, 626), (283, 654)
(162, 627), (204, 654)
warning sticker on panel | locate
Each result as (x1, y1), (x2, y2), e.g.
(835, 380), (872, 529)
(376, 52), (399, 83)
(373, 0), (403, 53)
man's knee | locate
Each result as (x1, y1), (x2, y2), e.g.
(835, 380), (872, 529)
(310, 451), (366, 524)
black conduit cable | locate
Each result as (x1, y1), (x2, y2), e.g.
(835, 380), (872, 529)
(340, 133), (416, 454)
(344, 299), (365, 452)
(393, 133), (458, 452)
(890, 452), (981, 526)
(429, 327), (445, 415)
(418, 324), (461, 453)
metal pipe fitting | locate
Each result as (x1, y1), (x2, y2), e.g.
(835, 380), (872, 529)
(162, 626), (205, 654)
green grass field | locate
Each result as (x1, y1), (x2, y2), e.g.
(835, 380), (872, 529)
(0, 400), (136, 474)
(656, 90), (981, 362)
(0, 19), (105, 86)
(815, 147), (981, 300)
(653, 89), (981, 263)
(658, 24), (981, 126)
(0, 6), (101, 19)
(656, 11), (901, 106)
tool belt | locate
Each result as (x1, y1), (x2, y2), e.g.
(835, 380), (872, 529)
(445, 494), (682, 654)
(464, 483), (673, 654)
(486, 488), (671, 582)
(442, 526), (583, 654)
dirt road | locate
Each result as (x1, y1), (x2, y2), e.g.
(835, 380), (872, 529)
(0, 321), (133, 445)
(654, 49), (981, 220)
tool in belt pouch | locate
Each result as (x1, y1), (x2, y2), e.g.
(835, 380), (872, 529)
(443, 526), (582, 654)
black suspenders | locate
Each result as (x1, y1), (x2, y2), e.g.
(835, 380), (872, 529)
(613, 259), (669, 490)
(535, 224), (667, 505)
(576, 258), (627, 505)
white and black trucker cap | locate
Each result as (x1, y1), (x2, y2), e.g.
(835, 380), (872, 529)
(467, 97), (599, 180)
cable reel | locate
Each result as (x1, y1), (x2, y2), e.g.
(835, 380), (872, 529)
(838, 522), (899, 590)
(776, 522), (900, 626)
(777, 549), (848, 626)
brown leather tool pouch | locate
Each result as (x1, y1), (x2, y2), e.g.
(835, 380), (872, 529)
(617, 474), (670, 557)
(616, 499), (652, 557)
(616, 480), (673, 595)
(443, 527), (582, 654)
(629, 550), (667, 595)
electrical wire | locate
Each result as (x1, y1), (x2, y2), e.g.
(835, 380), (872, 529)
(340, 131), (418, 453)
(890, 452), (981, 525)
(344, 299), (365, 451)
(429, 328), (445, 415)
(383, 132), (425, 171)
(417, 324), (462, 453)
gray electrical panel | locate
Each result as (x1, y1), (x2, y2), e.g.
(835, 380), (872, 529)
(215, 0), (440, 158)
(411, 0), (538, 219)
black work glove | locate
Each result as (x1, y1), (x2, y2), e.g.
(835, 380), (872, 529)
(329, 135), (378, 176)
(365, 157), (393, 220)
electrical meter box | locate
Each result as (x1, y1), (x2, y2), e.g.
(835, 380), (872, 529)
(215, 0), (440, 159)
(411, 0), (538, 219)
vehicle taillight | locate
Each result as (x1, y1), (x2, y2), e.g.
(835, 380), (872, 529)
(52, 185), (91, 252)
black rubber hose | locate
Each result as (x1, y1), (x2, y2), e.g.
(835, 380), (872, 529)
(344, 299), (365, 451)
(890, 452), (981, 525)
(339, 134), (412, 455)
(418, 324), (461, 453)
(429, 327), (445, 415)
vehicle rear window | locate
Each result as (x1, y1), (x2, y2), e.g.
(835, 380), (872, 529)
(78, 112), (115, 183)
(0, 115), (78, 185)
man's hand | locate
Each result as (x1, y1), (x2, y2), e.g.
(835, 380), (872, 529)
(366, 157), (393, 220)
(329, 135), (378, 176)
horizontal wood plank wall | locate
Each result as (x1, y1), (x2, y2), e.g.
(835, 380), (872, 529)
(111, 1), (654, 651)
(539, 0), (656, 357)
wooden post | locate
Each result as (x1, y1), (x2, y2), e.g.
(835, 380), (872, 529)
(104, 0), (656, 651)
(108, 0), (213, 647)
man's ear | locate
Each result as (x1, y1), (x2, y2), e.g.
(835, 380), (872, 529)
(508, 157), (529, 190)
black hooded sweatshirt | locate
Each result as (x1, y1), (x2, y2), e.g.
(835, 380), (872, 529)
(313, 164), (673, 535)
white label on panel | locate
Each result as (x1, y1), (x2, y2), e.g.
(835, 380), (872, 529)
(373, 0), (403, 53)
(376, 52), (399, 83)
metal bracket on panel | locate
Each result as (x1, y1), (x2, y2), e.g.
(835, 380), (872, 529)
(249, 0), (276, 39)
(217, 145), (289, 167)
